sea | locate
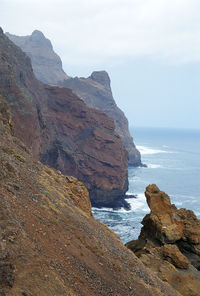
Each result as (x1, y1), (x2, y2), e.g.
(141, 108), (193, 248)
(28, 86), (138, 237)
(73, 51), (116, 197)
(92, 127), (200, 244)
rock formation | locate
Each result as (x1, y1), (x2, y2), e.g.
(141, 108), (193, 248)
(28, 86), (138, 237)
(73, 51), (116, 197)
(0, 93), (182, 296)
(126, 184), (200, 296)
(6, 30), (69, 84)
(6, 30), (142, 167)
(0, 27), (128, 208)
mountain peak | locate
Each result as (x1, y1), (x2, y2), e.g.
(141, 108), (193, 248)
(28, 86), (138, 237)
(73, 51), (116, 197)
(31, 30), (45, 39)
(89, 71), (111, 89)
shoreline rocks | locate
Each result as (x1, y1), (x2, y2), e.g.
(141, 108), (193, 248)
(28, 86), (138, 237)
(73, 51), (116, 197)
(126, 184), (200, 296)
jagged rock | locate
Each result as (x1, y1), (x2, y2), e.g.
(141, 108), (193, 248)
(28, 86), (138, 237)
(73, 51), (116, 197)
(126, 184), (200, 296)
(0, 27), (129, 208)
(0, 92), (181, 296)
(6, 31), (142, 167)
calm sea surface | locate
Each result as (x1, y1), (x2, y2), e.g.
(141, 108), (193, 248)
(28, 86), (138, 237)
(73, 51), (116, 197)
(92, 127), (200, 243)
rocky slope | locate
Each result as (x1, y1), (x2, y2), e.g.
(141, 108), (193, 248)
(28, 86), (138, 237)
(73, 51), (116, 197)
(126, 184), (200, 296)
(0, 27), (128, 208)
(0, 95), (182, 296)
(7, 30), (142, 167)
(6, 30), (69, 84)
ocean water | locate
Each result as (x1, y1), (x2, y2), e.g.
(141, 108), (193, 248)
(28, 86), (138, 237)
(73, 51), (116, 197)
(92, 127), (200, 243)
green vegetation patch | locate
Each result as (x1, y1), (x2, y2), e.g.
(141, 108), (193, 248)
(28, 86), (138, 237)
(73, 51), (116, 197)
(15, 154), (26, 163)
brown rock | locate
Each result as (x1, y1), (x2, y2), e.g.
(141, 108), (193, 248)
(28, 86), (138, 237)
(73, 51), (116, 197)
(162, 245), (189, 269)
(126, 184), (200, 296)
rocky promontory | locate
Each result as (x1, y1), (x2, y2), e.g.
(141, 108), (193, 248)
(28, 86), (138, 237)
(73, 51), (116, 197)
(7, 30), (142, 167)
(0, 28), (128, 208)
(126, 184), (200, 296)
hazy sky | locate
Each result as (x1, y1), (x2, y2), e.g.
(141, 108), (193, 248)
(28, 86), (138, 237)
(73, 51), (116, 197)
(1, 0), (200, 129)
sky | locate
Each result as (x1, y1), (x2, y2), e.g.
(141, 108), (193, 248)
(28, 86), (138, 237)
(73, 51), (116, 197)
(1, 0), (200, 129)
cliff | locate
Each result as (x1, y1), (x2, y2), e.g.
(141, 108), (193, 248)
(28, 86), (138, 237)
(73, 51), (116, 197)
(126, 184), (200, 296)
(59, 71), (142, 166)
(6, 30), (69, 84)
(0, 27), (128, 208)
(6, 30), (142, 167)
(0, 95), (182, 296)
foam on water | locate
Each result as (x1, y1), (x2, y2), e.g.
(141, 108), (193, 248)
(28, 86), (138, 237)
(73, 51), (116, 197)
(147, 164), (162, 169)
(126, 193), (149, 212)
(137, 145), (168, 155)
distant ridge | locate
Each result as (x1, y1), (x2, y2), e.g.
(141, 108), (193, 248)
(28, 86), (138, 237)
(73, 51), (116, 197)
(6, 30), (69, 84)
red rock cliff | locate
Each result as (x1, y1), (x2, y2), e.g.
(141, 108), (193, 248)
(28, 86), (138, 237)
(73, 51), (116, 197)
(0, 27), (128, 208)
(6, 31), (142, 167)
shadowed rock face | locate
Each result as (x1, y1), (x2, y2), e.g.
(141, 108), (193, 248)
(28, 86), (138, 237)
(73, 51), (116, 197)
(126, 184), (200, 296)
(6, 30), (142, 167)
(6, 30), (69, 84)
(0, 90), (181, 296)
(0, 28), (128, 208)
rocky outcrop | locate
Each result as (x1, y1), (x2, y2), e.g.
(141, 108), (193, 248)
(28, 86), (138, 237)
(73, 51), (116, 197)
(0, 94), (181, 296)
(6, 30), (142, 167)
(0, 27), (128, 208)
(126, 184), (200, 296)
(6, 30), (69, 84)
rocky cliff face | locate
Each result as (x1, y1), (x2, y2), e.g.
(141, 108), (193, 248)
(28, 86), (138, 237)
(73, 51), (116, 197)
(59, 71), (142, 166)
(126, 184), (200, 296)
(6, 30), (69, 84)
(0, 95), (181, 296)
(6, 30), (142, 167)
(0, 27), (128, 208)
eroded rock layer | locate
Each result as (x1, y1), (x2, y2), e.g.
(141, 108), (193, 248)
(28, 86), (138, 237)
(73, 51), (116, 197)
(126, 184), (200, 296)
(0, 28), (128, 208)
(0, 94), (181, 296)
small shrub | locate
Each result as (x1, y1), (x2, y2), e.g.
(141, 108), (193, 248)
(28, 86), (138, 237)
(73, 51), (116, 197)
(15, 154), (26, 163)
